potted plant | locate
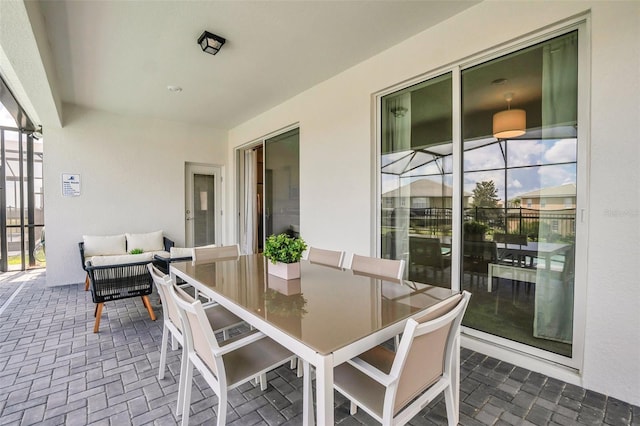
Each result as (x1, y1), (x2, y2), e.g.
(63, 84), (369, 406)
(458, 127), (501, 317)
(464, 221), (489, 241)
(263, 233), (307, 280)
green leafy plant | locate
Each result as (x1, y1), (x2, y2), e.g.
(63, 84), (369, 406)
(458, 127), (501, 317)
(263, 233), (307, 264)
(464, 221), (489, 235)
(129, 248), (144, 255)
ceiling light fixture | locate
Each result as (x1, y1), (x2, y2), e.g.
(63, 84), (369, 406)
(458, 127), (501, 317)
(197, 31), (226, 55)
(493, 92), (526, 139)
(30, 126), (43, 140)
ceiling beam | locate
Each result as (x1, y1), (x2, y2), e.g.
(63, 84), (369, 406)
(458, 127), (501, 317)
(0, 0), (63, 128)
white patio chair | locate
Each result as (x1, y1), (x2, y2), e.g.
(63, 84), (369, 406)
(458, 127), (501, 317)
(347, 253), (405, 281)
(170, 281), (295, 426)
(334, 291), (471, 426)
(307, 246), (345, 268)
(147, 264), (245, 411)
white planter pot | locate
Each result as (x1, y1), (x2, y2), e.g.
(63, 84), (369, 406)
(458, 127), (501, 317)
(267, 261), (301, 280)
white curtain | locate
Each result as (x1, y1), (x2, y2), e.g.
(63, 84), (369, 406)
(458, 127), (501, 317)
(241, 150), (258, 254)
(541, 32), (578, 139)
(534, 32), (577, 343)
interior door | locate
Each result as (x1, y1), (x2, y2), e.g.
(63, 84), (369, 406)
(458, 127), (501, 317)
(185, 163), (222, 247)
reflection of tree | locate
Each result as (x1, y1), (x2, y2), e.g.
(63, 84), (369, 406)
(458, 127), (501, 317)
(471, 181), (499, 208)
(470, 180), (503, 228)
(264, 289), (308, 318)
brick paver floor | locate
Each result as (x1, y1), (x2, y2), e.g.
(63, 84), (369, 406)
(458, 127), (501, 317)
(0, 270), (638, 425)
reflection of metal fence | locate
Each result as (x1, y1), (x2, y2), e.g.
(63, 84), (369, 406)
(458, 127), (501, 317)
(464, 207), (576, 240)
(383, 207), (576, 241)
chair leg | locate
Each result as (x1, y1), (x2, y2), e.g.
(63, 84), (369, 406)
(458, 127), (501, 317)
(180, 361), (194, 426)
(85, 274), (90, 291)
(260, 373), (267, 391)
(141, 296), (156, 321)
(93, 303), (104, 333)
(217, 390), (227, 426)
(176, 345), (188, 416)
(158, 326), (169, 380)
(350, 401), (358, 415)
(444, 385), (458, 426)
(171, 334), (178, 351)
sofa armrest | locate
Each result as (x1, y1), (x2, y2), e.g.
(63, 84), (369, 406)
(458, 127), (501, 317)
(79, 242), (88, 272)
(163, 236), (175, 252)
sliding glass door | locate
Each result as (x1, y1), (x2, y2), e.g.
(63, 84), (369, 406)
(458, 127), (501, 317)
(379, 27), (583, 365)
(238, 128), (300, 254)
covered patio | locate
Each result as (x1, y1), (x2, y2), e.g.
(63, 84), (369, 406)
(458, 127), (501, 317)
(0, 270), (636, 425)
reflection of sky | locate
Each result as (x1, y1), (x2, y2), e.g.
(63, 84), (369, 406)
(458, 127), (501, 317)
(382, 138), (577, 201)
(0, 104), (17, 127)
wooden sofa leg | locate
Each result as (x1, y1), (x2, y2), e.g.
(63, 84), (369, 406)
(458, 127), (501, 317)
(141, 296), (156, 321)
(85, 274), (90, 291)
(93, 303), (104, 333)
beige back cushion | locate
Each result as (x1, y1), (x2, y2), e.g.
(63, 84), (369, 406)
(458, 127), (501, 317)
(126, 230), (164, 252)
(394, 293), (463, 414)
(83, 234), (127, 257)
(184, 309), (219, 377)
(351, 254), (403, 280)
(308, 247), (343, 268)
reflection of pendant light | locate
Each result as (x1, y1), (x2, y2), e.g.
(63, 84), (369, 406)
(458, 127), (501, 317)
(493, 92), (526, 139)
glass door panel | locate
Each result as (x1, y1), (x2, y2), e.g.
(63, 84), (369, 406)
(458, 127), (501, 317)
(380, 73), (453, 288)
(264, 129), (300, 239)
(460, 31), (578, 357)
(193, 173), (216, 246)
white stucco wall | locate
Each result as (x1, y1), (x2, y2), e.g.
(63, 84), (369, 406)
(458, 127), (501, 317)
(227, 2), (640, 406)
(44, 105), (228, 287)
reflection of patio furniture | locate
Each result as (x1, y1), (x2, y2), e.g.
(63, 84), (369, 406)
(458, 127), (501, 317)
(494, 233), (531, 267)
(463, 241), (497, 287)
(487, 242), (575, 343)
(408, 236), (450, 284)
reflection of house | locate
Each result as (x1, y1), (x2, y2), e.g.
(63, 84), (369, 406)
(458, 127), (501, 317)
(511, 184), (577, 237)
(382, 179), (471, 209)
(516, 183), (576, 210)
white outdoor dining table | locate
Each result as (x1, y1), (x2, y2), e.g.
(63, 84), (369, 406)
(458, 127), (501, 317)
(171, 254), (454, 425)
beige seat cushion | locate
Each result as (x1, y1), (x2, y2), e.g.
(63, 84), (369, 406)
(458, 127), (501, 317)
(89, 252), (154, 266)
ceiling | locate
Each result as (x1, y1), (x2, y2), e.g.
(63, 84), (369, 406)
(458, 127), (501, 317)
(36, 0), (480, 130)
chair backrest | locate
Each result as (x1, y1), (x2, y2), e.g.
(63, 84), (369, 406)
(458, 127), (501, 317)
(463, 240), (497, 262)
(307, 247), (345, 268)
(409, 237), (443, 269)
(388, 291), (471, 416)
(191, 244), (240, 265)
(147, 263), (196, 332)
(349, 254), (405, 281)
(494, 233), (527, 245)
(169, 282), (223, 379)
